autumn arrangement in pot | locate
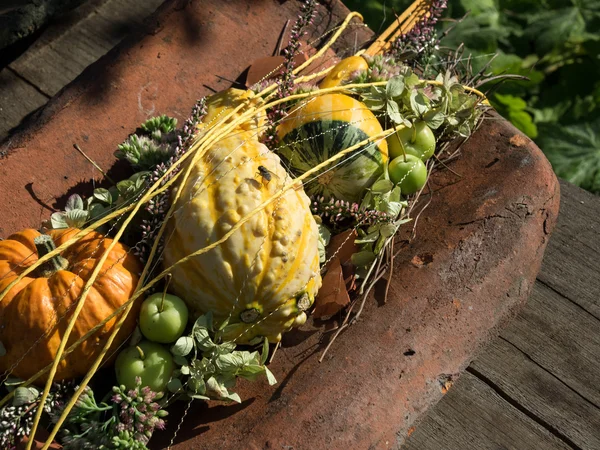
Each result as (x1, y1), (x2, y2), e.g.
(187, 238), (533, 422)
(0, 0), (496, 448)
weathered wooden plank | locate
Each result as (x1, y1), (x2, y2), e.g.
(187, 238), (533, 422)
(501, 281), (600, 408)
(0, 0), (87, 50)
(470, 338), (600, 449)
(0, 69), (48, 142)
(402, 371), (573, 450)
(8, 0), (165, 96)
(537, 180), (600, 319)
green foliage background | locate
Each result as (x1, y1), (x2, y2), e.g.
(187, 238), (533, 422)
(342, 0), (600, 194)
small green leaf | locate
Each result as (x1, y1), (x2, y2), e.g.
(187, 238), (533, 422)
(387, 99), (404, 124)
(379, 199), (402, 218)
(173, 355), (188, 366)
(379, 223), (398, 238)
(167, 378), (183, 393)
(360, 190), (374, 210)
(4, 377), (23, 386)
(4, 377), (23, 392)
(188, 375), (206, 395)
(13, 386), (39, 407)
(237, 364), (267, 381)
(389, 186), (402, 203)
(65, 194), (84, 212)
(217, 341), (236, 354)
(261, 337), (270, 365)
(65, 209), (89, 228)
(216, 353), (246, 372)
(193, 313), (214, 333)
(180, 365), (190, 375)
(371, 179), (394, 194)
(193, 328), (215, 352)
(374, 235), (387, 254)
(351, 251), (377, 267)
(171, 336), (194, 356)
(88, 203), (108, 221)
(404, 72), (421, 89)
(109, 186), (120, 203)
(50, 212), (68, 229)
(205, 376), (228, 399)
(116, 179), (134, 194)
(354, 230), (380, 244)
(93, 188), (113, 205)
(363, 97), (386, 111)
(386, 76), (405, 98)
(218, 317), (230, 332)
(410, 91), (430, 117)
(317, 224), (331, 265)
(246, 335), (265, 346)
(224, 392), (242, 403)
(264, 367), (277, 386)
(423, 109), (445, 130)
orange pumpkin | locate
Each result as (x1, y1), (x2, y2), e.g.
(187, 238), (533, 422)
(0, 228), (142, 383)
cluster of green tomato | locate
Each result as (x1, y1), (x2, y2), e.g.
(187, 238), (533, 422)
(114, 289), (189, 393)
(385, 121), (435, 195)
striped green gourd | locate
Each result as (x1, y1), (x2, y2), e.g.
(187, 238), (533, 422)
(276, 93), (388, 203)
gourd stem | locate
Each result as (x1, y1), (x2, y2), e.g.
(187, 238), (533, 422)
(33, 235), (69, 277)
(160, 274), (172, 313)
(136, 346), (145, 360)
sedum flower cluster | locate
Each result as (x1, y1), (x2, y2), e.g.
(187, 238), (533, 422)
(311, 196), (392, 226)
(0, 382), (73, 450)
(53, 378), (167, 450)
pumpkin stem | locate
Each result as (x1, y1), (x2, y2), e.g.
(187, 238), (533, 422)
(160, 273), (173, 313)
(33, 235), (69, 277)
(136, 346), (145, 360)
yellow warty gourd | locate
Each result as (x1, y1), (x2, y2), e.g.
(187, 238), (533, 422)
(163, 89), (322, 343)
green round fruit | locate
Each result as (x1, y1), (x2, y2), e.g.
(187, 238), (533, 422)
(115, 341), (175, 392)
(139, 292), (189, 343)
(387, 121), (436, 161)
(388, 155), (428, 195)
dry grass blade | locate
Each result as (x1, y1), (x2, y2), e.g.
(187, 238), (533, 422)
(365, 0), (430, 55)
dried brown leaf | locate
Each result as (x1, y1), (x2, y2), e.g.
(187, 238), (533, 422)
(326, 229), (359, 279)
(313, 257), (350, 319)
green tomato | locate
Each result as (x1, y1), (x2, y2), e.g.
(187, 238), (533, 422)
(387, 121), (436, 161)
(115, 341), (175, 392)
(388, 155), (428, 195)
(139, 292), (189, 344)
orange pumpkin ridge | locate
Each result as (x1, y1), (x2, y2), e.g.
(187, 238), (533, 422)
(0, 228), (142, 384)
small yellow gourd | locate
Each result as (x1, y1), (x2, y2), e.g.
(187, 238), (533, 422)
(163, 89), (322, 343)
(319, 56), (369, 88)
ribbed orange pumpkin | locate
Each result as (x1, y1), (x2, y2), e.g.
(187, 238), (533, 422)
(0, 228), (142, 383)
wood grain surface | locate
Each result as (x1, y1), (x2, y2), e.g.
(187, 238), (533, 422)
(404, 180), (600, 450)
